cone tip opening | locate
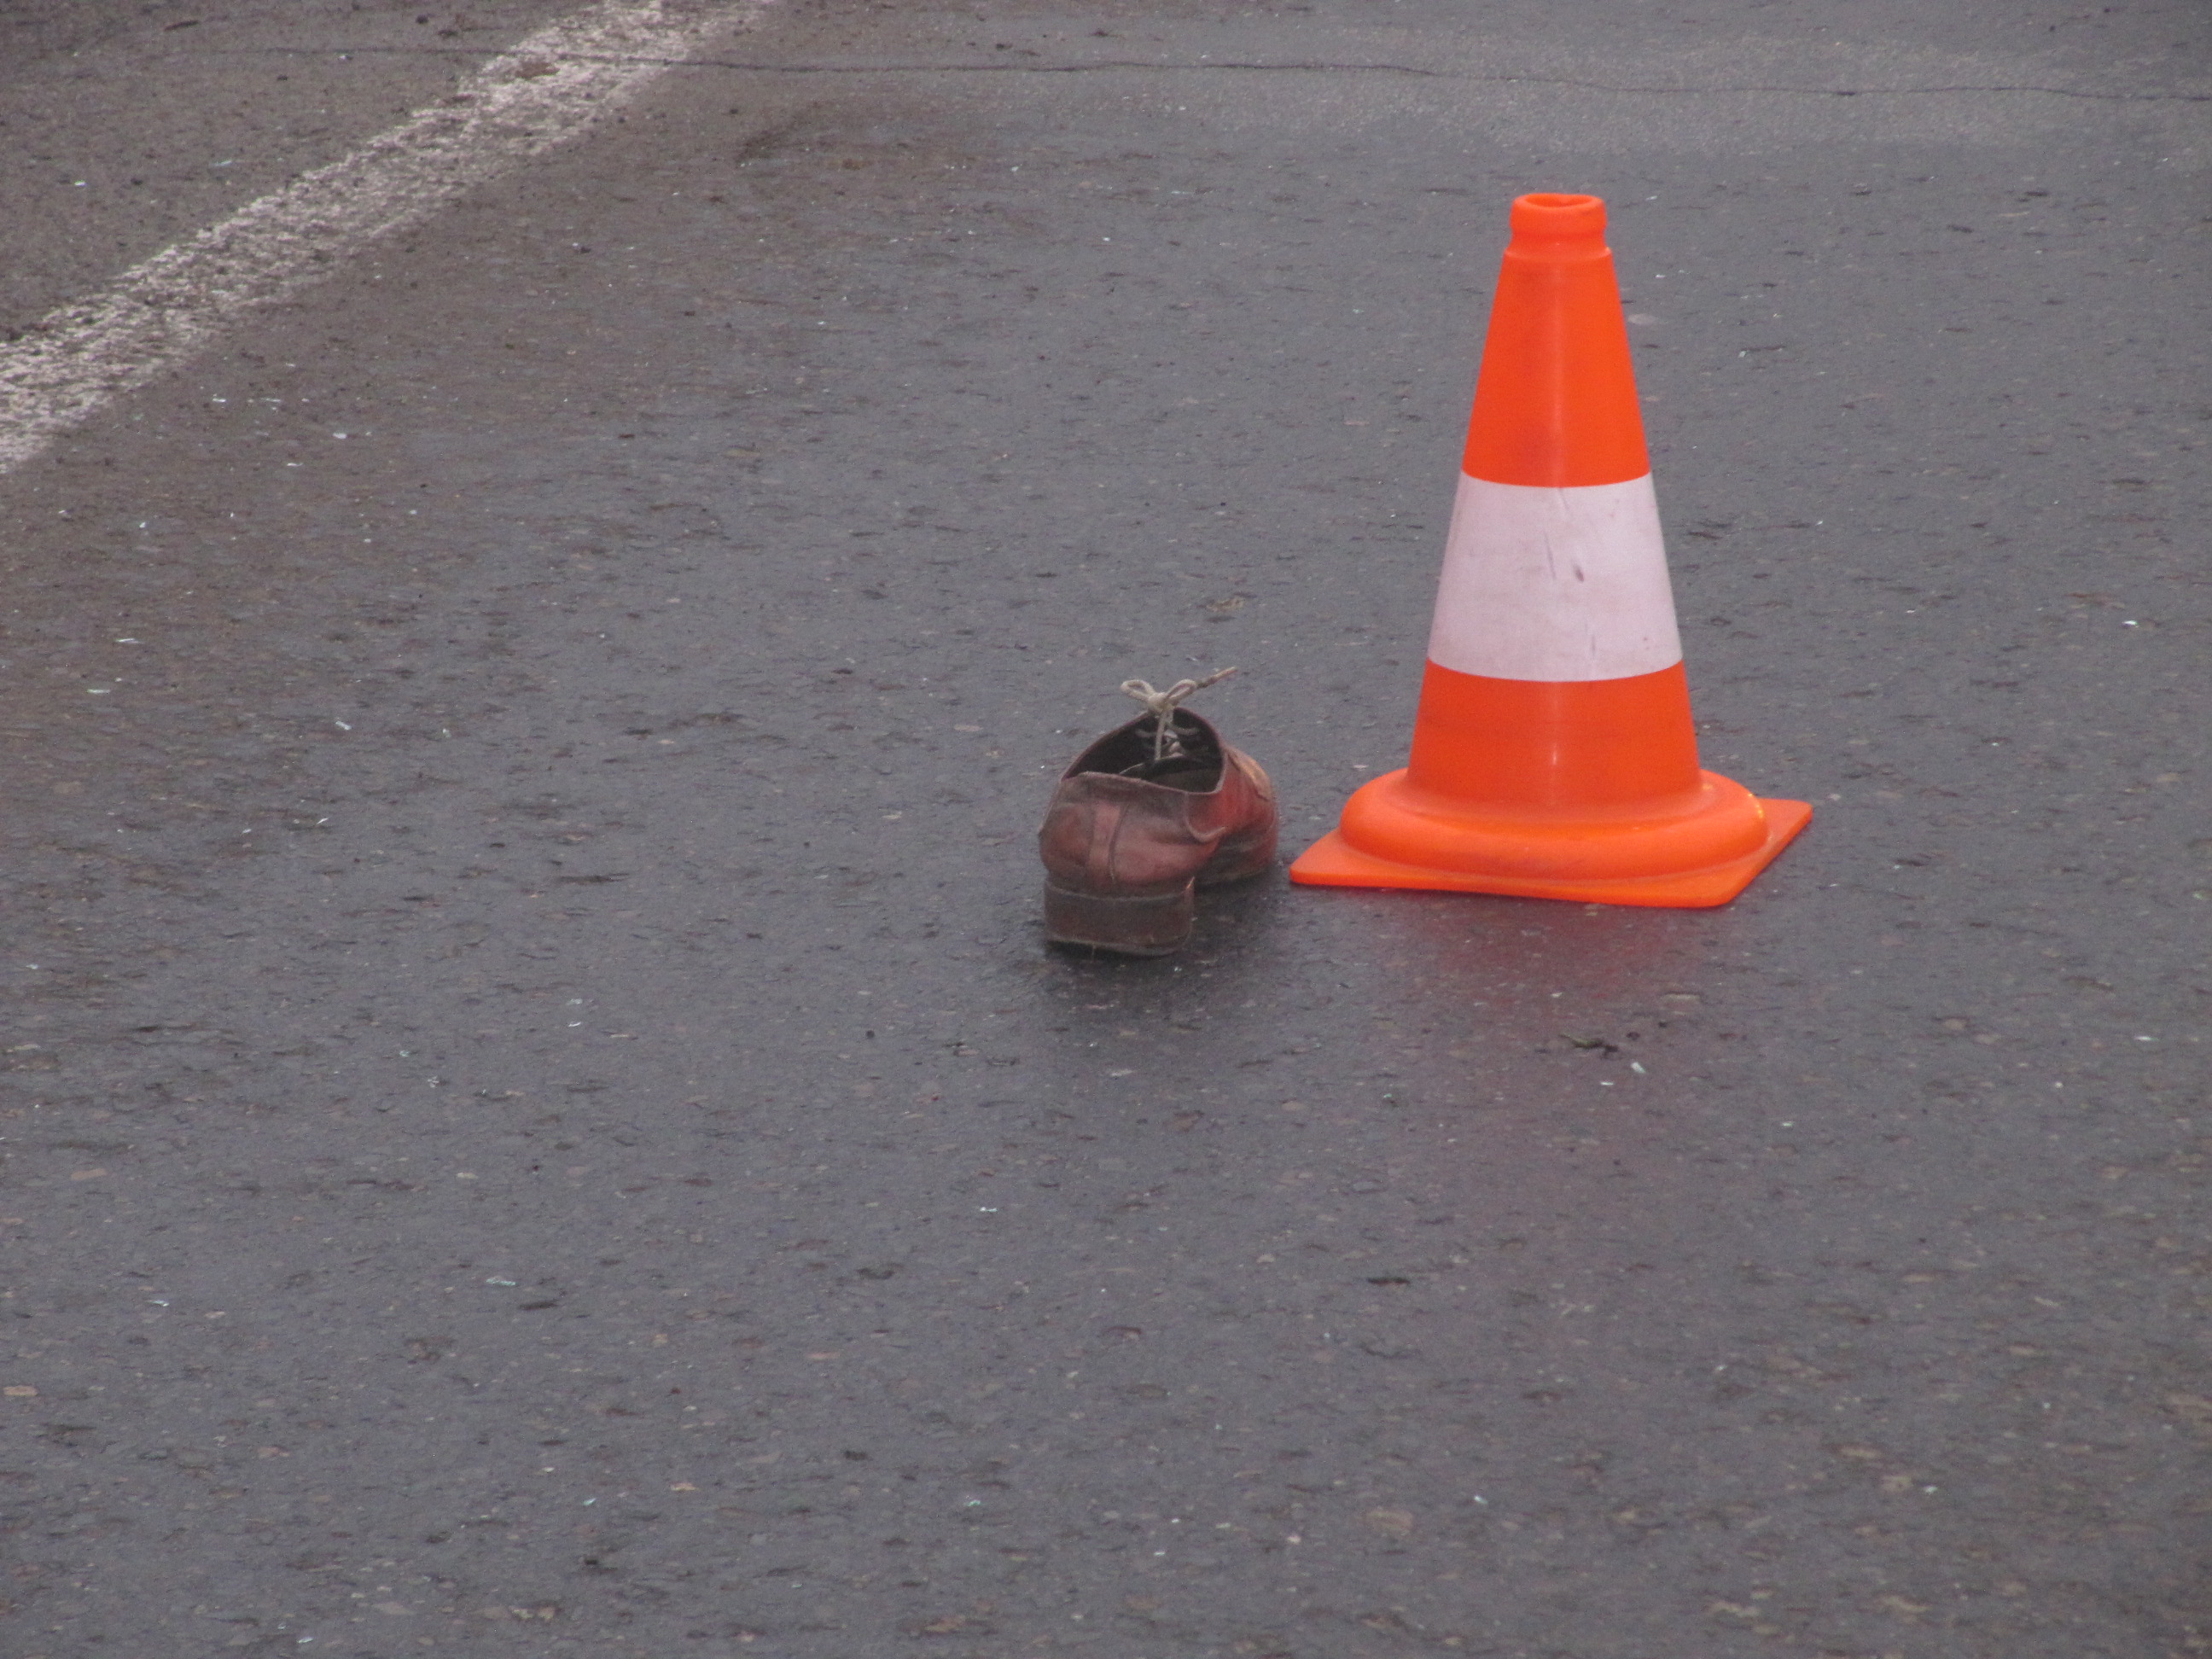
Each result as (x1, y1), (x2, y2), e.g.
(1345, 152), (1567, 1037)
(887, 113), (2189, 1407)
(1510, 192), (1607, 251)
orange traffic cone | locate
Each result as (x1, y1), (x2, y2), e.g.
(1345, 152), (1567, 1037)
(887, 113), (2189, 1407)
(1289, 192), (1810, 907)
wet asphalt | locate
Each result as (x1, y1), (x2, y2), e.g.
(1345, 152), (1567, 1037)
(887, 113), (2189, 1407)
(3, 1), (2209, 1655)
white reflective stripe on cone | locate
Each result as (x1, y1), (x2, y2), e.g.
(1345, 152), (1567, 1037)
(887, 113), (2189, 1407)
(1425, 474), (1685, 684)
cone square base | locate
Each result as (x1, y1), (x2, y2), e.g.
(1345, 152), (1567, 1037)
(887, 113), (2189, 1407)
(1289, 795), (1811, 908)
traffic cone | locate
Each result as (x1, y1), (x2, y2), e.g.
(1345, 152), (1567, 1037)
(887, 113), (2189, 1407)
(1289, 191), (1809, 907)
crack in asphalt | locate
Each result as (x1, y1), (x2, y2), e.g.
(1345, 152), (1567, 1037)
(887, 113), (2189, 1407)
(183, 48), (2212, 102)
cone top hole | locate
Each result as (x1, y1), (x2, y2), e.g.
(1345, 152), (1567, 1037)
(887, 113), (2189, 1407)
(1511, 192), (1608, 247)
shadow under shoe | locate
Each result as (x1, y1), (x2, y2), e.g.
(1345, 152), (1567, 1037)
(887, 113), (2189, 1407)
(1039, 709), (1278, 957)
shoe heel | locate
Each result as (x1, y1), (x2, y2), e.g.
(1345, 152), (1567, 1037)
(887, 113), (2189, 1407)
(1043, 882), (1195, 957)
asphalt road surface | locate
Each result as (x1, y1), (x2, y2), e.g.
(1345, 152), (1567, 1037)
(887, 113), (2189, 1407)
(3, 2), (2208, 1655)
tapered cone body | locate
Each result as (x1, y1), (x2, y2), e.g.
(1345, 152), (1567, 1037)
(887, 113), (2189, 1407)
(1289, 192), (1809, 906)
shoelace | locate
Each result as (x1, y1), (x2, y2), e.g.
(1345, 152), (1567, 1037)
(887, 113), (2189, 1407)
(1120, 667), (1237, 765)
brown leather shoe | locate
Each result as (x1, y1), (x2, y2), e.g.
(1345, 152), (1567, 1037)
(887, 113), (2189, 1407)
(1039, 684), (1277, 957)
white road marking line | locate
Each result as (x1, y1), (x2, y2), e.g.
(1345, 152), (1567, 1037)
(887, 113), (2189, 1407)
(0, 0), (767, 475)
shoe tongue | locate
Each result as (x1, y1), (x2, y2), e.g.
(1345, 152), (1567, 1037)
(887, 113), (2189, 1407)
(1080, 709), (1222, 781)
(1123, 754), (1220, 790)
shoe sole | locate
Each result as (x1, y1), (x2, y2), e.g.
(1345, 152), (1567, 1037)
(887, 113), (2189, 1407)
(1042, 836), (1277, 956)
(1196, 828), (1278, 888)
(1043, 882), (1195, 957)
